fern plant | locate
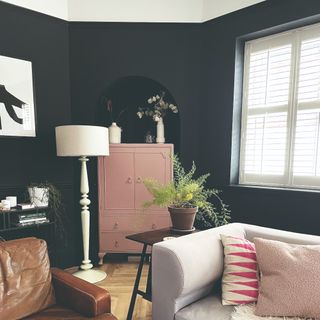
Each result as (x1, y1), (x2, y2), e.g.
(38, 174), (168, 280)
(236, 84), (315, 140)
(143, 155), (231, 227)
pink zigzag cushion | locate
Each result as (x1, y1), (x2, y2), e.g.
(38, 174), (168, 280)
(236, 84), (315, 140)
(220, 234), (259, 306)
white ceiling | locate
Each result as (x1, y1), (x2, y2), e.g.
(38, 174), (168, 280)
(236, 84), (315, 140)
(1, 0), (265, 23)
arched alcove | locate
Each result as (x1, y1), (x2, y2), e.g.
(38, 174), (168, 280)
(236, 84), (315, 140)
(96, 76), (180, 152)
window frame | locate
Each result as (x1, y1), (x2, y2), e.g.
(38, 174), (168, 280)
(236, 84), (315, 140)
(239, 22), (320, 190)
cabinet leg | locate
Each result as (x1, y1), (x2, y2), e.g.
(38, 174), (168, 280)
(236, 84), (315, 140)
(98, 252), (106, 265)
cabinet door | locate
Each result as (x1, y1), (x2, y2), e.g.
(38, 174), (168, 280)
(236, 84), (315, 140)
(134, 147), (172, 209)
(103, 151), (135, 209)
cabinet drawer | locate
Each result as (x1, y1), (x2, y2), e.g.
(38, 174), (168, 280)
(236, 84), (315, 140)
(144, 214), (172, 231)
(100, 215), (141, 232)
(100, 214), (171, 232)
(100, 232), (143, 253)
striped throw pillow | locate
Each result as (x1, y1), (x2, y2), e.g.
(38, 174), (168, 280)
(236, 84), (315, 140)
(220, 234), (259, 305)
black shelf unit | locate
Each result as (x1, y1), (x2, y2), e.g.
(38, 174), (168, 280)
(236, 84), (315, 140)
(0, 207), (49, 231)
(0, 207), (56, 263)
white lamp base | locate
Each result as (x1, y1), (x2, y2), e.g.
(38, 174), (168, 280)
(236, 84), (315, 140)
(73, 269), (107, 283)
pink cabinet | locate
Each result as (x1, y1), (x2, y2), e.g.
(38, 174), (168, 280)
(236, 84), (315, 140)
(98, 144), (173, 262)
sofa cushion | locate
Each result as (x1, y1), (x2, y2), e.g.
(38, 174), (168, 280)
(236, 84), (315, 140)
(0, 238), (55, 320)
(175, 294), (234, 320)
(254, 237), (320, 318)
(220, 235), (258, 305)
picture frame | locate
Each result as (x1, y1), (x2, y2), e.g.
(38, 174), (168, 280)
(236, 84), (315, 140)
(0, 54), (36, 137)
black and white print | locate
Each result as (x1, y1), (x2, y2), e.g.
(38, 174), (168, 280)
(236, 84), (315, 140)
(0, 55), (36, 137)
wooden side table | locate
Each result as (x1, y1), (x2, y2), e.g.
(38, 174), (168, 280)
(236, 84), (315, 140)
(126, 227), (198, 320)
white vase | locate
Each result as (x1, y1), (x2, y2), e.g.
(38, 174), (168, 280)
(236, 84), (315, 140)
(28, 187), (49, 207)
(109, 122), (121, 144)
(156, 118), (165, 143)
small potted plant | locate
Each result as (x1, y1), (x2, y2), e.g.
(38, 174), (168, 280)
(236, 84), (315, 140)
(143, 156), (230, 232)
(28, 182), (66, 238)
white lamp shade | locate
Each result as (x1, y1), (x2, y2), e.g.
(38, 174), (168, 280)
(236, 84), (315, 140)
(55, 125), (109, 157)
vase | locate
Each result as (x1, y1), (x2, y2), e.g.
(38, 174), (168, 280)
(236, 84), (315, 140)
(28, 187), (49, 207)
(168, 206), (198, 232)
(109, 122), (121, 143)
(156, 118), (165, 143)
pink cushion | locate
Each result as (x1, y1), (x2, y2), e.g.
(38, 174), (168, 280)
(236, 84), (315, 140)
(254, 237), (320, 318)
(220, 234), (259, 305)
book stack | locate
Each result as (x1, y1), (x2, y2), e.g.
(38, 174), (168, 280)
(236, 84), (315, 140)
(11, 212), (49, 226)
(17, 203), (35, 210)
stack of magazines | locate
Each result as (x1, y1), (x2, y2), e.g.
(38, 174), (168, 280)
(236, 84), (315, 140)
(11, 212), (49, 226)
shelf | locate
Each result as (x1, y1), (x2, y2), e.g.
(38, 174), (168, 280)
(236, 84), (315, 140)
(0, 222), (54, 232)
(0, 206), (49, 214)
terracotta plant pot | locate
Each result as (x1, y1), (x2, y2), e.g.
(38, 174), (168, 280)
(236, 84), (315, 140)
(168, 206), (198, 231)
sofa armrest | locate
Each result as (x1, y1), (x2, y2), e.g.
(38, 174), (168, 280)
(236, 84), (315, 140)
(152, 223), (245, 320)
(51, 268), (111, 317)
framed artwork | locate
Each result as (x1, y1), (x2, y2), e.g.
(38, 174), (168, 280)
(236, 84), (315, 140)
(0, 54), (36, 137)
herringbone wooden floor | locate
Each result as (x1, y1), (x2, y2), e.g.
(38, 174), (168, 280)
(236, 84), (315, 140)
(68, 262), (152, 320)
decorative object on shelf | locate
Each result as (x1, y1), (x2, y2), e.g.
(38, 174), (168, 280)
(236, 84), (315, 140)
(143, 155), (231, 232)
(137, 91), (178, 144)
(28, 186), (49, 207)
(1, 199), (10, 210)
(144, 131), (154, 143)
(56, 125), (109, 283)
(156, 117), (165, 143)
(27, 182), (65, 236)
(0, 55), (36, 137)
(6, 196), (17, 208)
(105, 99), (126, 143)
(108, 122), (121, 143)
(17, 203), (35, 210)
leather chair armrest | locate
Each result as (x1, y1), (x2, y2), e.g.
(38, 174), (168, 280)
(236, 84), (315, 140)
(51, 268), (111, 317)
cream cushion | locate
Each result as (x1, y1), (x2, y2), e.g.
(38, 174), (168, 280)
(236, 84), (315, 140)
(254, 237), (320, 318)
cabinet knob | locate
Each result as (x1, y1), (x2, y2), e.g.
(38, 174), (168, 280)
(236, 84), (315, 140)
(113, 222), (118, 230)
(127, 177), (133, 184)
(137, 177), (142, 183)
(114, 241), (119, 248)
(152, 223), (156, 230)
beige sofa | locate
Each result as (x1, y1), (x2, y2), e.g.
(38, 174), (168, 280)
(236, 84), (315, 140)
(152, 223), (320, 320)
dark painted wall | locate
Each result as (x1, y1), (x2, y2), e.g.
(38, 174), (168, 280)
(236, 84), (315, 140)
(3, 0), (320, 268)
(0, 2), (75, 267)
(200, 0), (320, 235)
(69, 22), (203, 261)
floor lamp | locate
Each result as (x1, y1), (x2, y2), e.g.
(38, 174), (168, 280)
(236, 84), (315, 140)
(55, 125), (109, 283)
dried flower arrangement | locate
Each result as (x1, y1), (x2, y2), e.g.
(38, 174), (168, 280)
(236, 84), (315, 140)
(137, 91), (178, 122)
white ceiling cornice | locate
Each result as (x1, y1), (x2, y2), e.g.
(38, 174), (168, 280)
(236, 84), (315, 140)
(1, 0), (69, 20)
(1, 0), (265, 23)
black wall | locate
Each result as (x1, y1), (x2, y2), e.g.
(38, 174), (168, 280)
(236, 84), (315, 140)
(69, 22), (203, 261)
(200, 0), (320, 235)
(0, 3), (75, 267)
(3, 0), (320, 268)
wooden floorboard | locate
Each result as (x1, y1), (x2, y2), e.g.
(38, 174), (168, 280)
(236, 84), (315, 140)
(68, 262), (152, 320)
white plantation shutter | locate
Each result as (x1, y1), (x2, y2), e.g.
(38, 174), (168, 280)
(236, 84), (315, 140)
(292, 31), (320, 187)
(244, 112), (287, 176)
(293, 109), (320, 177)
(240, 23), (320, 189)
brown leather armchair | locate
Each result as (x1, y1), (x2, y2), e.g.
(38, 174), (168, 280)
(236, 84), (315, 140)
(0, 237), (117, 320)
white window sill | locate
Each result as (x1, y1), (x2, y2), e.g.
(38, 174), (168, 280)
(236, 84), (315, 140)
(229, 184), (320, 194)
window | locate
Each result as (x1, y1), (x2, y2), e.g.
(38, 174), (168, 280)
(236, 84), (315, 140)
(240, 23), (320, 189)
